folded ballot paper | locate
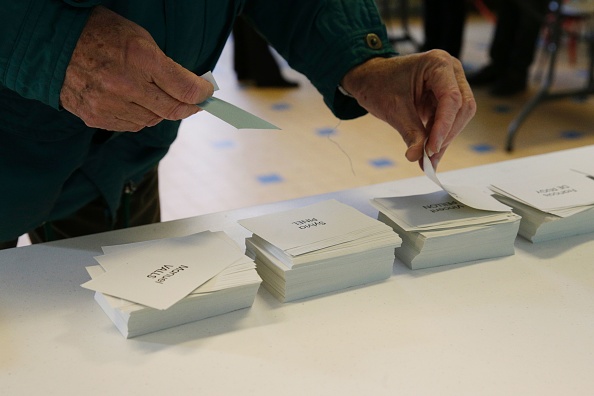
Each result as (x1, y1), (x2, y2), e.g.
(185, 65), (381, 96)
(371, 148), (520, 270)
(81, 231), (261, 338)
(490, 169), (594, 243)
(238, 199), (402, 302)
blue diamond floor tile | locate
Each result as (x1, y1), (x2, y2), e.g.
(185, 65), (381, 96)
(560, 129), (585, 140)
(316, 127), (337, 136)
(369, 158), (395, 168)
(211, 140), (236, 149)
(470, 143), (496, 153)
(493, 104), (512, 113)
(271, 102), (291, 111)
(256, 173), (284, 184)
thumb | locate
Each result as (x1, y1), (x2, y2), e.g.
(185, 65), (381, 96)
(388, 107), (427, 163)
(151, 56), (214, 105)
(404, 134), (426, 163)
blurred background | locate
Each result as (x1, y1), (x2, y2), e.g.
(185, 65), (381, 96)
(156, 1), (594, 224)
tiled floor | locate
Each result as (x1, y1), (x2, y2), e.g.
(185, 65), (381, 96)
(16, 13), (594, 246)
(159, 14), (594, 222)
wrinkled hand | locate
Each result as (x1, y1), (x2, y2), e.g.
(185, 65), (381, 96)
(341, 50), (476, 168)
(60, 6), (214, 132)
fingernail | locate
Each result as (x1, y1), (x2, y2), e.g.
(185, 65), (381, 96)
(435, 138), (444, 155)
(405, 147), (417, 162)
(426, 148), (434, 157)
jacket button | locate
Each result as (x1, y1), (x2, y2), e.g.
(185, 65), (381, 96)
(365, 33), (382, 49)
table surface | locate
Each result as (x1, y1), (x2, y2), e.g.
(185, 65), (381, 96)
(2, 146), (594, 396)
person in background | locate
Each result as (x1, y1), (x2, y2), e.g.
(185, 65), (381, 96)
(466, 0), (550, 96)
(421, 0), (469, 59)
(0, 1), (475, 249)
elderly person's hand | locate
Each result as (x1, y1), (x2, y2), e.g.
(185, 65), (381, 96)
(60, 6), (214, 132)
(340, 50), (476, 168)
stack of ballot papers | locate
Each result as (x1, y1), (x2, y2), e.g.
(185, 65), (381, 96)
(490, 169), (594, 243)
(238, 199), (402, 302)
(82, 231), (261, 338)
(371, 190), (521, 270)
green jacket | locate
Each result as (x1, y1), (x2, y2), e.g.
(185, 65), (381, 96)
(0, 0), (396, 241)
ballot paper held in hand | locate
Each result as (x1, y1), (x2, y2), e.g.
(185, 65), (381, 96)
(197, 71), (279, 130)
(423, 146), (510, 212)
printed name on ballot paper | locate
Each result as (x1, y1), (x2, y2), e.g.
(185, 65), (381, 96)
(81, 231), (244, 310)
(238, 199), (390, 254)
(490, 170), (594, 211)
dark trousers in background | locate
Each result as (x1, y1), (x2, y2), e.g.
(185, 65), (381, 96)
(232, 15), (296, 87)
(422, 0), (468, 58)
(489, 0), (550, 73)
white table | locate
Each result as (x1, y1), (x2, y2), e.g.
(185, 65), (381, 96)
(2, 146), (594, 395)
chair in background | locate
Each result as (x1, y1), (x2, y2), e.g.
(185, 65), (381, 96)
(506, 0), (594, 151)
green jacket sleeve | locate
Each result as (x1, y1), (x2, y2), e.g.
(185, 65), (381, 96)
(242, 0), (397, 120)
(0, 0), (99, 110)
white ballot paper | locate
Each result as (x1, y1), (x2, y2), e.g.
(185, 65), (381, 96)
(197, 72), (279, 130)
(238, 199), (394, 257)
(423, 147), (510, 212)
(81, 231), (245, 310)
(490, 169), (594, 216)
(372, 190), (513, 232)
